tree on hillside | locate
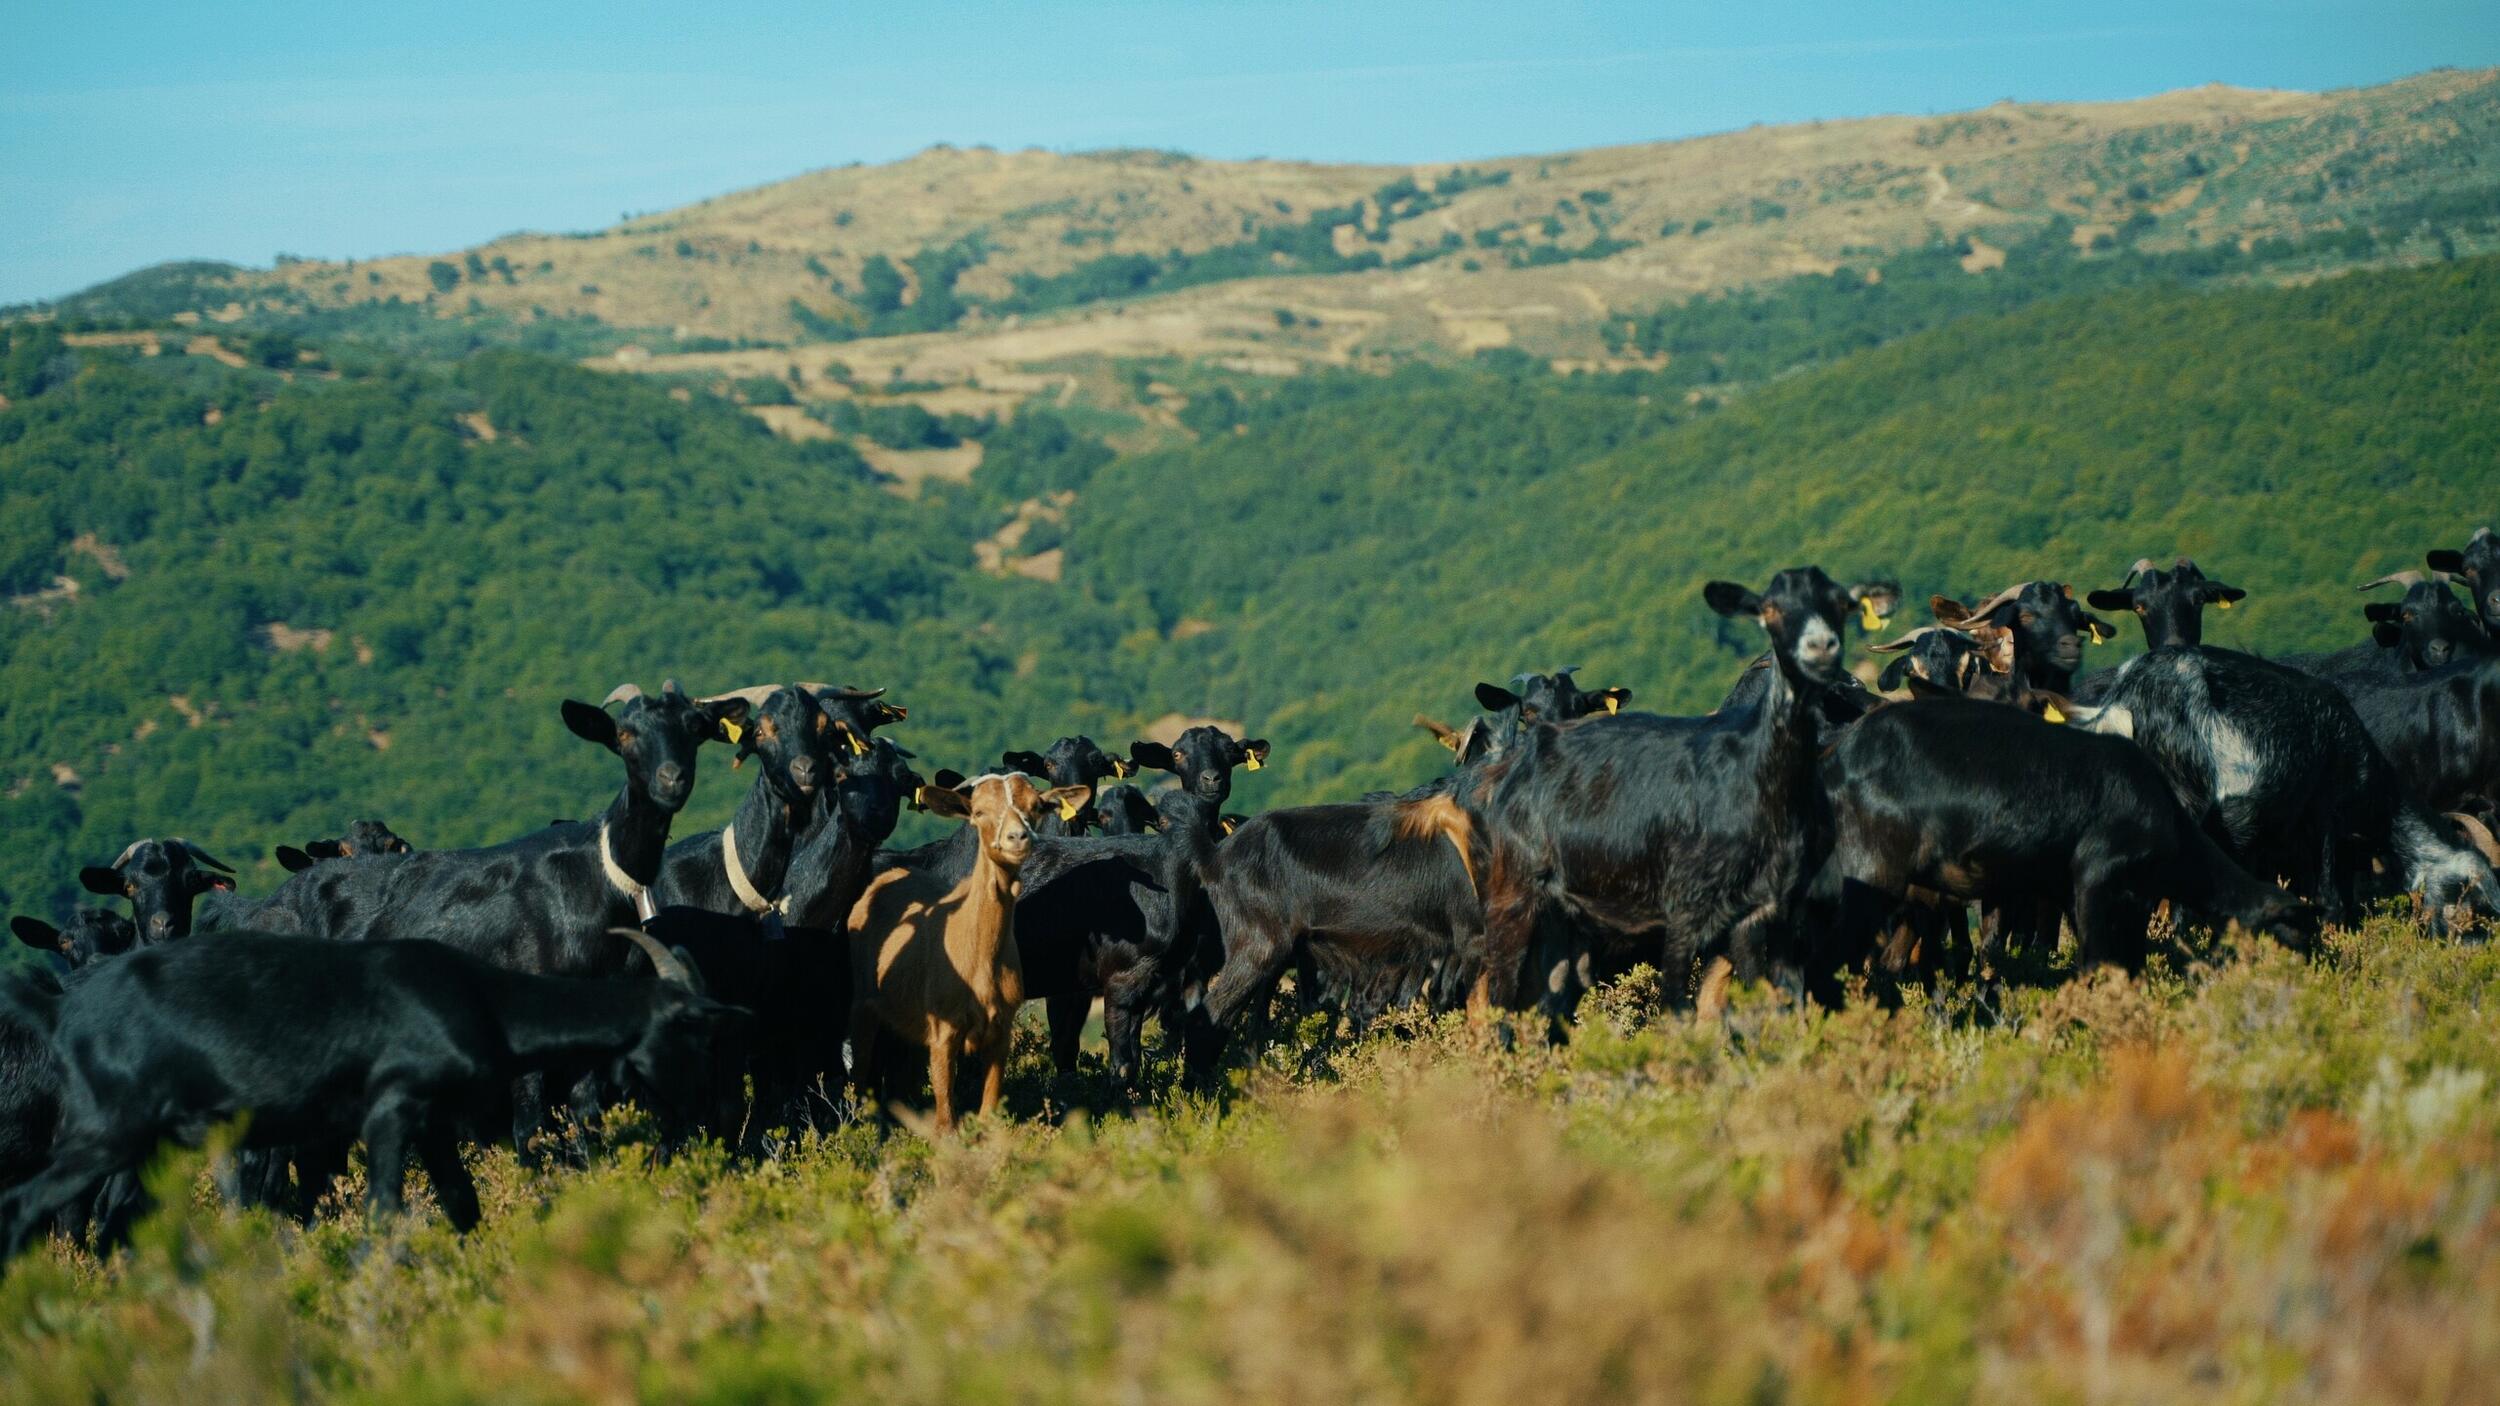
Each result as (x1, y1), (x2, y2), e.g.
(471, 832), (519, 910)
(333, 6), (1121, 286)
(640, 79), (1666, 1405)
(858, 255), (907, 316)
(426, 261), (459, 294)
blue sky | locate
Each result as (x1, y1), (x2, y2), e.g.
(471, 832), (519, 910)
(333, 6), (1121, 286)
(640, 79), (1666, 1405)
(4, 1), (2495, 304)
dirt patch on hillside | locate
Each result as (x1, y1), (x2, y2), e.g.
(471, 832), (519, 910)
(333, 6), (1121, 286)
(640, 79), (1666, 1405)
(1959, 237), (2006, 273)
(747, 405), (834, 441)
(262, 622), (334, 653)
(185, 336), (248, 368)
(68, 533), (129, 580)
(860, 440), (983, 497)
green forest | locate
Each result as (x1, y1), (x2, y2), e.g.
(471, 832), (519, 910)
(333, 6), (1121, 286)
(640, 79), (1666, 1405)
(4, 253), (2495, 935)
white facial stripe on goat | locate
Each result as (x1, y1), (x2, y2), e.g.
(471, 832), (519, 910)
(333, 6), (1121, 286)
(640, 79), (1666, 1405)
(598, 823), (659, 923)
(720, 822), (779, 916)
(1797, 613), (1839, 657)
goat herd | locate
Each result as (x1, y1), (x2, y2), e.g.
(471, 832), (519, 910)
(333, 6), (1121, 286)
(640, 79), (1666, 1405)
(3, 528), (2498, 1268)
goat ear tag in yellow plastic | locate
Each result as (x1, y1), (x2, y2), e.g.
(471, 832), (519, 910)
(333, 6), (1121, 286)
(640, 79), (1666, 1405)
(1245, 754), (1262, 771)
(1057, 796), (1083, 822)
(2043, 703), (2068, 724)
(1859, 598), (1883, 631)
(2216, 598), (2233, 610)
(1603, 696), (1621, 715)
(720, 720), (743, 745)
(848, 731), (868, 756)
(1112, 757), (1135, 778)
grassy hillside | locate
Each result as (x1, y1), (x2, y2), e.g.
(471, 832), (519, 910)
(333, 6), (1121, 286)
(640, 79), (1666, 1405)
(5, 919), (2498, 1403)
(32, 69), (2500, 389)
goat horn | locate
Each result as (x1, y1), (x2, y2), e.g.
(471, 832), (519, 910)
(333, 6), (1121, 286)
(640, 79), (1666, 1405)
(696, 685), (787, 710)
(611, 926), (695, 987)
(110, 840), (145, 869)
(2357, 572), (2427, 592)
(1413, 713), (1458, 742)
(660, 678), (684, 697)
(2473, 526), (2496, 547)
(175, 839), (234, 874)
(1963, 583), (2035, 621)
(601, 683), (645, 706)
(2123, 558), (2159, 586)
(1867, 626), (1947, 653)
(797, 682), (887, 700)
(1553, 664), (1583, 678)
(2446, 813), (2500, 869)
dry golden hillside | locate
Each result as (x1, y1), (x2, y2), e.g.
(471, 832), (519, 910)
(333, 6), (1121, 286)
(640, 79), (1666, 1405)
(63, 67), (2500, 395)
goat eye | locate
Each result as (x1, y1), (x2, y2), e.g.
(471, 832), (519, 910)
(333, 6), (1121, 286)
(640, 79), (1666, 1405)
(616, 729), (637, 748)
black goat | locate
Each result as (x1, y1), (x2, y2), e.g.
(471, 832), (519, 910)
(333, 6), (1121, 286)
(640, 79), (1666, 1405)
(0, 928), (747, 1263)
(2067, 648), (2500, 932)
(2087, 558), (2247, 650)
(1005, 737), (1138, 836)
(1933, 581), (2116, 695)
(2333, 656), (2500, 820)
(1715, 581), (1897, 722)
(1003, 727), (1263, 1080)
(78, 839), (233, 945)
(275, 819), (415, 874)
(3, 912), (137, 1194)
(1818, 696), (2315, 991)
(642, 735), (927, 1140)
(2289, 572), (2490, 681)
(10, 910), (136, 971)
(651, 685), (841, 919)
(1460, 567), (1854, 1039)
(2428, 527), (2500, 637)
(1086, 783), (1161, 837)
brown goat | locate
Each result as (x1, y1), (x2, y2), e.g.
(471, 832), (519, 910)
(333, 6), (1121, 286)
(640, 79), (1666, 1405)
(847, 772), (1089, 1131)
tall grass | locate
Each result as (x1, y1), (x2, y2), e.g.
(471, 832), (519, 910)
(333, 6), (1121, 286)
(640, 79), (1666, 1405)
(5, 915), (2499, 1403)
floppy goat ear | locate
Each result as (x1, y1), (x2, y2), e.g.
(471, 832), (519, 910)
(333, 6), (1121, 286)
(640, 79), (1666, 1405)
(80, 866), (124, 897)
(561, 699), (621, 750)
(1128, 741), (1180, 774)
(1041, 785), (1093, 824)
(1001, 750), (1050, 779)
(1702, 581), (1763, 618)
(1591, 685), (1631, 715)
(1474, 682), (1521, 712)
(2372, 621), (2405, 649)
(275, 845), (316, 873)
(11, 917), (61, 954)
(2085, 588), (2134, 612)
(1237, 739), (1270, 771)
(918, 785), (974, 821)
(2198, 581), (2247, 608)
(1877, 656), (1913, 692)
(2428, 549), (2468, 573)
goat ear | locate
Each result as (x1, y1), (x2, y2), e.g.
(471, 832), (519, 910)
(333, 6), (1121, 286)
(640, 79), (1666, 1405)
(918, 785), (973, 821)
(930, 768), (967, 792)
(79, 866), (124, 897)
(11, 917), (60, 953)
(1877, 656), (1912, 692)
(275, 845), (315, 873)
(306, 839), (347, 860)
(698, 696), (751, 739)
(1453, 719), (1495, 765)
(2085, 588), (2133, 612)
(561, 699), (620, 750)
(2363, 602), (2401, 624)
(1474, 682), (1521, 712)
(2201, 582), (2247, 607)
(1041, 785), (1094, 823)
(2372, 621), (2405, 648)
(2081, 614), (2119, 644)
(1237, 739), (1269, 771)
(2428, 549), (2467, 572)
(1128, 741), (1179, 775)
(190, 869), (233, 893)
(1593, 686), (1631, 715)
(1702, 581), (1762, 618)
(1001, 750), (1049, 779)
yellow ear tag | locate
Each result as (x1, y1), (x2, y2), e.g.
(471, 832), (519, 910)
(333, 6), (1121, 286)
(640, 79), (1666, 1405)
(1221, 817), (1239, 835)
(2043, 704), (2068, 724)
(721, 720), (743, 745)
(1603, 696), (1621, 715)
(848, 731), (868, 756)
(2216, 598), (2233, 610)
(1113, 758), (1135, 778)
(1244, 753), (1262, 771)
(1860, 598), (1883, 631)
(1058, 796), (1083, 822)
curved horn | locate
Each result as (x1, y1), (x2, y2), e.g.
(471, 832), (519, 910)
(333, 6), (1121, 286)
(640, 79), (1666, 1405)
(611, 926), (695, 987)
(797, 682), (887, 700)
(2473, 526), (2495, 547)
(601, 683), (645, 707)
(110, 840), (146, 869)
(175, 839), (233, 874)
(1553, 664), (1583, 678)
(696, 685), (788, 711)
(2447, 813), (2500, 869)
(1959, 582), (2034, 622)
(2123, 558), (2159, 586)
(2357, 572), (2427, 593)
(1865, 627), (1930, 654)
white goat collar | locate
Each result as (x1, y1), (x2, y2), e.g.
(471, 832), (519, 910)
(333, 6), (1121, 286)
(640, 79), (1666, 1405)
(721, 822), (780, 916)
(599, 823), (659, 923)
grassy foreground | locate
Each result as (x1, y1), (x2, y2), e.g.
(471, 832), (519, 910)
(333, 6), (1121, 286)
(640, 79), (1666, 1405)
(5, 916), (2499, 1404)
